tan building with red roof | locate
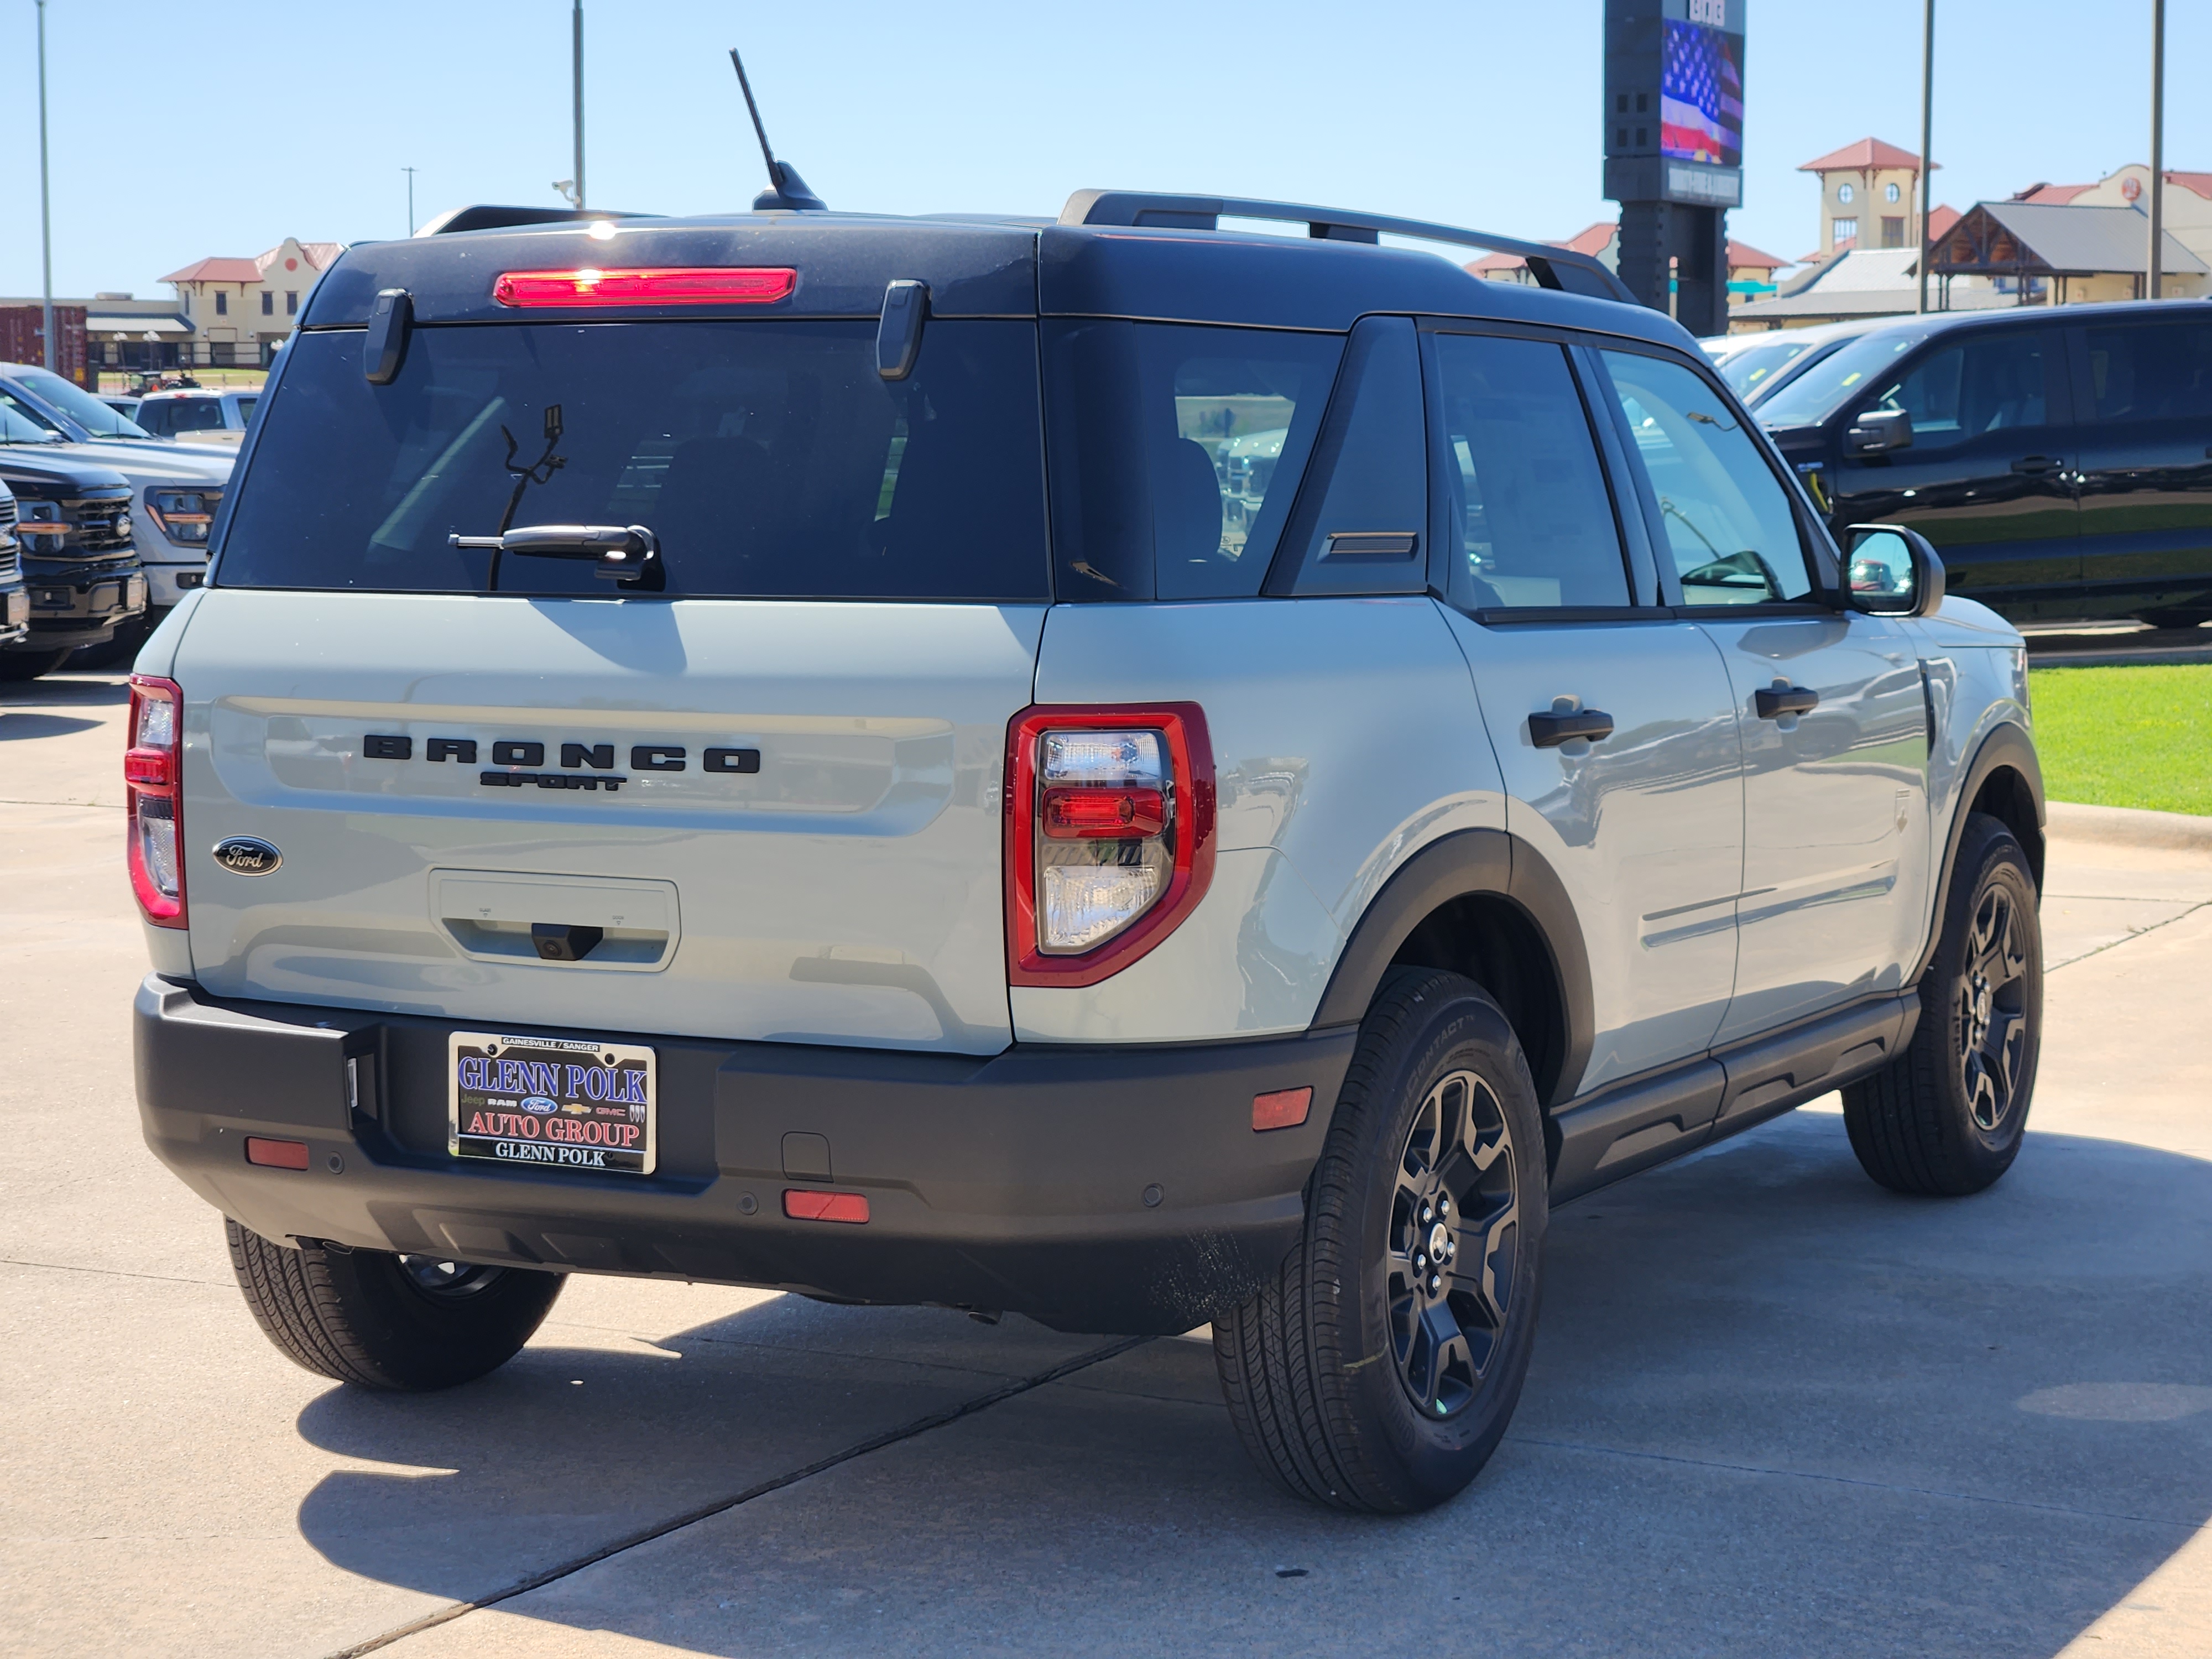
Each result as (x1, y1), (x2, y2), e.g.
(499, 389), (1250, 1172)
(1799, 137), (1933, 258)
(159, 238), (345, 368)
(2001, 166), (2212, 285)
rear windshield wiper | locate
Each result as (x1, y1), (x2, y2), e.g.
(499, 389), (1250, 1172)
(448, 524), (664, 591)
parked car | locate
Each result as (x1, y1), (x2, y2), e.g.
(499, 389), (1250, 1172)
(1707, 317), (1885, 408)
(133, 191), (2045, 1513)
(133, 387), (258, 446)
(0, 417), (145, 679)
(101, 394), (143, 423)
(1758, 302), (2212, 625)
(0, 363), (233, 653)
(0, 481), (29, 650)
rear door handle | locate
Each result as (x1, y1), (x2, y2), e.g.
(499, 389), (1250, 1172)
(1754, 686), (1820, 719)
(1528, 708), (1615, 748)
(2010, 455), (2062, 475)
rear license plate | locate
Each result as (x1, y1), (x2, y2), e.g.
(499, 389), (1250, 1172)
(448, 1031), (655, 1175)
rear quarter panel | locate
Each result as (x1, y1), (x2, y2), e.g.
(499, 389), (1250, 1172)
(1019, 597), (1504, 1042)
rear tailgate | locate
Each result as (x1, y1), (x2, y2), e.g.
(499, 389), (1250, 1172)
(172, 590), (1040, 1053)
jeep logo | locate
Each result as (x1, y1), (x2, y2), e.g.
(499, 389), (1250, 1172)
(212, 836), (283, 875)
(362, 735), (761, 794)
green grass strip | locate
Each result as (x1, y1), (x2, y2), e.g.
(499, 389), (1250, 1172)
(2028, 663), (2212, 817)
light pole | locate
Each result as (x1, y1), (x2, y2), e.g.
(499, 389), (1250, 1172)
(37, 0), (55, 370)
(404, 166), (418, 237)
(1916, 0), (1935, 315)
(2148, 0), (2166, 300)
(571, 1), (585, 210)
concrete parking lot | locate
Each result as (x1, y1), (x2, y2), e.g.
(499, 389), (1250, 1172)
(4, 669), (2208, 1659)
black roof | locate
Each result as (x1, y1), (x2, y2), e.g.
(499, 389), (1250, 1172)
(301, 207), (1693, 348)
(1818, 295), (2212, 345)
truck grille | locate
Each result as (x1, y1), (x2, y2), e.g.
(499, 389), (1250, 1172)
(69, 493), (135, 554)
(0, 545), (18, 581)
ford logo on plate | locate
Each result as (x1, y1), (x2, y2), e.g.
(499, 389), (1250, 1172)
(521, 1096), (559, 1114)
(211, 837), (282, 875)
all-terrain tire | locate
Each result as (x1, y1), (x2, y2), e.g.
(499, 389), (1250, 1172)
(0, 648), (75, 681)
(1214, 968), (1547, 1512)
(225, 1219), (563, 1390)
(1842, 812), (2043, 1196)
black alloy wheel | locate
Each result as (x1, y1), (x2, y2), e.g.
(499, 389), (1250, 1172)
(1387, 1068), (1519, 1421)
(397, 1255), (509, 1300)
(1955, 881), (2030, 1135)
(1843, 812), (2043, 1196)
(1214, 968), (1547, 1512)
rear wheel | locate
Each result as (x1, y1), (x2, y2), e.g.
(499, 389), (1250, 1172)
(2135, 608), (2212, 631)
(225, 1219), (563, 1390)
(1213, 969), (1546, 1512)
(0, 648), (74, 681)
(1842, 813), (2042, 1196)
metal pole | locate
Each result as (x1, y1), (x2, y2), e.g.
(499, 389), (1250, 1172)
(38, 0), (55, 371)
(2148, 0), (2165, 300)
(403, 166), (417, 236)
(1916, 0), (1935, 315)
(571, 1), (585, 210)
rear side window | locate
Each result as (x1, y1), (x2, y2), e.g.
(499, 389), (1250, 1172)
(1866, 330), (2054, 451)
(1044, 321), (1342, 600)
(1600, 350), (1812, 606)
(2083, 320), (2212, 423)
(1433, 333), (1628, 610)
(148, 399), (229, 435)
(217, 320), (1050, 601)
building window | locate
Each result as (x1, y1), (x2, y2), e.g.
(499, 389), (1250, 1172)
(1833, 218), (1859, 246)
(260, 291), (274, 315)
(1838, 182), (1855, 205)
(286, 291), (298, 315)
(1886, 181), (1902, 204)
(216, 291), (227, 316)
(1881, 217), (1907, 248)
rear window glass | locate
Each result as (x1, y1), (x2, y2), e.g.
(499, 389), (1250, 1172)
(1044, 321), (1342, 600)
(145, 399), (229, 435)
(216, 320), (1050, 601)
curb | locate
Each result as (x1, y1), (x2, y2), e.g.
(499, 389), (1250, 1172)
(2047, 800), (2212, 854)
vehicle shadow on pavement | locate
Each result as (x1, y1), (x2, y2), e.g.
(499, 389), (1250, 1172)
(290, 1117), (2212, 1658)
(0, 671), (129, 706)
(0, 712), (105, 740)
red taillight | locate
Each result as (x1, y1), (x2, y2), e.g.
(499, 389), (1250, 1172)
(491, 267), (797, 308)
(1004, 705), (1215, 988)
(125, 675), (186, 930)
(784, 1190), (870, 1224)
(1041, 786), (1166, 839)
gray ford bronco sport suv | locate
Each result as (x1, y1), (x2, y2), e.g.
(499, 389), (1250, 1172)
(129, 190), (2046, 1514)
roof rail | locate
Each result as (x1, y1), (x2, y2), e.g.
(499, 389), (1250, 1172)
(1059, 190), (1638, 305)
(415, 205), (659, 238)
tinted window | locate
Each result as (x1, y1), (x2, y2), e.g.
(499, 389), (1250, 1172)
(1602, 351), (1812, 606)
(1436, 333), (1628, 609)
(146, 399), (229, 435)
(2083, 321), (2212, 423)
(218, 321), (1050, 601)
(1284, 317), (1427, 596)
(1866, 331), (2052, 451)
(0, 388), (65, 443)
(1044, 321), (1342, 600)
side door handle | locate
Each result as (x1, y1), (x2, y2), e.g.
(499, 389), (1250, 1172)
(2010, 455), (2062, 476)
(1528, 708), (1615, 748)
(1754, 685), (1820, 720)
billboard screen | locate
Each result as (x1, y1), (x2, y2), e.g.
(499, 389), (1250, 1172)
(1661, 17), (1743, 170)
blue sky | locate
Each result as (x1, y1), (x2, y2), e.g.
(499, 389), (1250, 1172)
(1, 0), (2204, 301)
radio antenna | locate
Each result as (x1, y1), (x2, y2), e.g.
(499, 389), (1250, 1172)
(729, 47), (826, 212)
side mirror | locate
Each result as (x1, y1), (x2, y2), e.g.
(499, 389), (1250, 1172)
(1841, 524), (1945, 617)
(1845, 407), (1913, 456)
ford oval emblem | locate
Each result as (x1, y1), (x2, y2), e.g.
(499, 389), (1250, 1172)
(212, 836), (282, 875)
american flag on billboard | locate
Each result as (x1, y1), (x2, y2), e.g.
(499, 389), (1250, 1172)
(1661, 20), (1743, 169)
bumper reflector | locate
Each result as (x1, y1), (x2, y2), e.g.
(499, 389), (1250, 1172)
(784, 1189), (870, 1224)
(1251, 1087), (1313, 1132)
(244, 1136), (311, 1170)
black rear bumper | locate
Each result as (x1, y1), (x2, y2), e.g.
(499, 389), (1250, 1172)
(134, 975), (1354, 1334)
